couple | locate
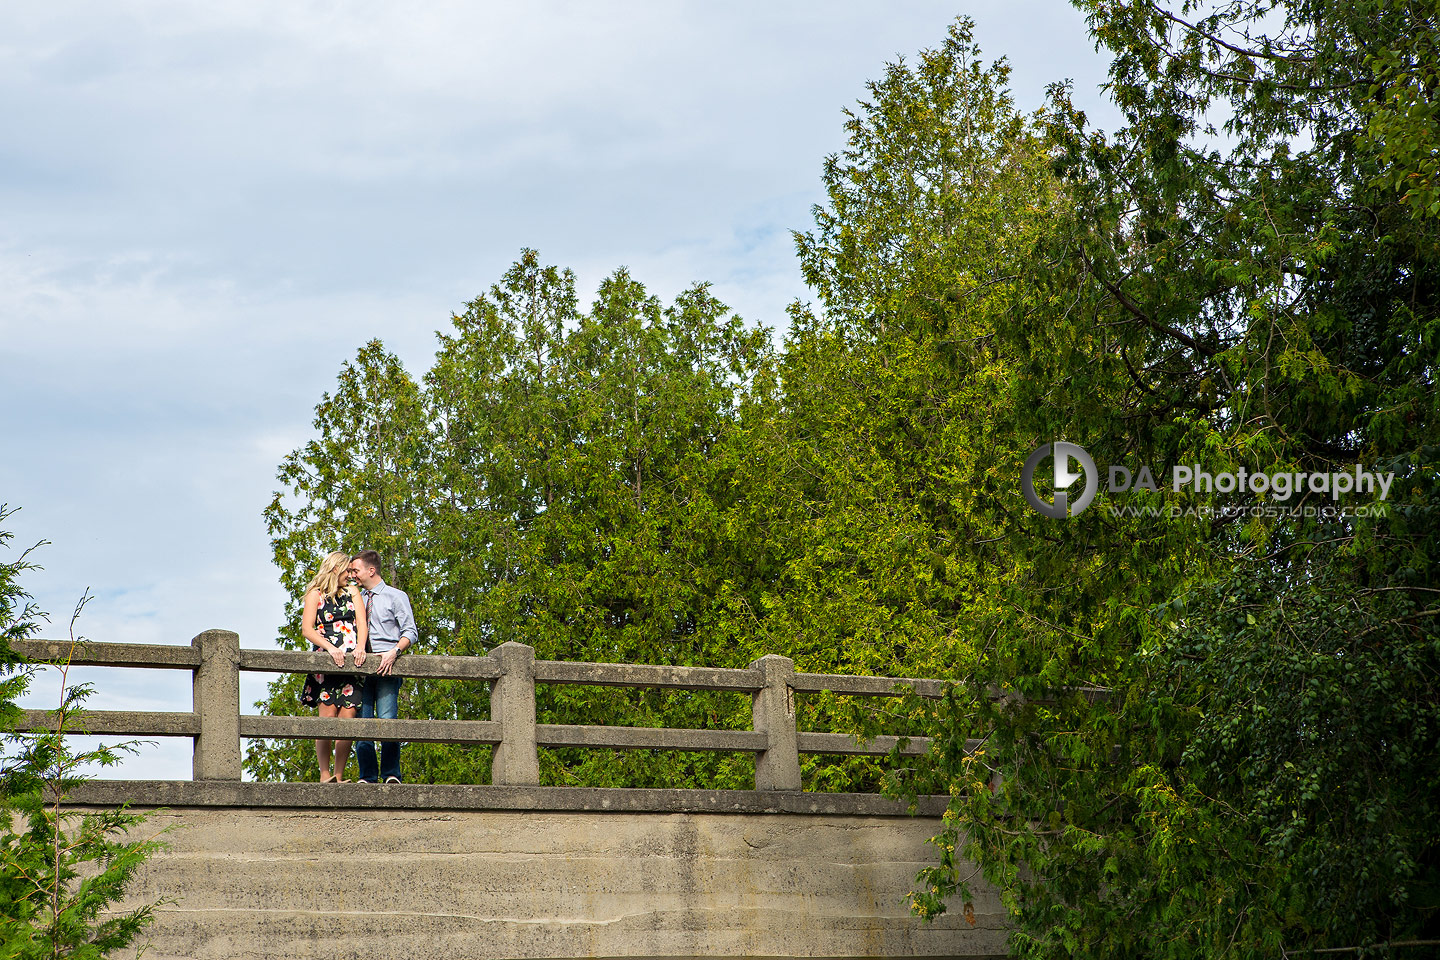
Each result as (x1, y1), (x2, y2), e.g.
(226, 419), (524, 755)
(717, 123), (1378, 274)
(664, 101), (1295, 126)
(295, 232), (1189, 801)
(298, 549), (416, 784)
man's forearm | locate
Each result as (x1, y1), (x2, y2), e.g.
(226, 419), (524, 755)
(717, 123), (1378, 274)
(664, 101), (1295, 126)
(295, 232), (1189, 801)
(393, 593), (418, 649)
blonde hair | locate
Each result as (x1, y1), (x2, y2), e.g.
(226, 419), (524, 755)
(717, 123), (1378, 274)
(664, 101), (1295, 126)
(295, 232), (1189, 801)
(306, 551), (353, 600)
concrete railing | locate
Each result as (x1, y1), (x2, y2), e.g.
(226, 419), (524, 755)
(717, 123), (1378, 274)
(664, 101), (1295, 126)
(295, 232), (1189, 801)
(13, 633), (953, 788)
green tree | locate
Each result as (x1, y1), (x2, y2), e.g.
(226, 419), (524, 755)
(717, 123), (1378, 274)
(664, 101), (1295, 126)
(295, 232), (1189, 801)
(421, 253), (774, 787)
(249, 252), (775, 788)
(1, 516), (166, 959)
(759, 14), (1196, 795)
(888, 4), (1440, 956)
(0, 505), (44, 734)
(246, 339), (434, 782)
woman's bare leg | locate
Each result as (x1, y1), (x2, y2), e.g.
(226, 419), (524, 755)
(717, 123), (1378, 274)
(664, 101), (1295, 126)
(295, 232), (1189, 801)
(334, 706), (357, 781)
(316, 702), (340, 780)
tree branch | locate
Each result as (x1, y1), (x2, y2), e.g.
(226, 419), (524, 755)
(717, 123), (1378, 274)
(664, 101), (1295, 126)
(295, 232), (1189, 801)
(1080, 248), (1219, 358)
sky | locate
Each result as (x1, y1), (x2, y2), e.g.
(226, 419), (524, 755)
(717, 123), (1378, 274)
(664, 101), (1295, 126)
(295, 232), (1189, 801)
(1, 1), (1118, 779)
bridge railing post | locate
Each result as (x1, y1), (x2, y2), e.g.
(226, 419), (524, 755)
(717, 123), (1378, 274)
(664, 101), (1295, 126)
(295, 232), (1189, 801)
(191, 629), (242, 781)
(750, 654), (801, 791)
(490, 642), (539, 785)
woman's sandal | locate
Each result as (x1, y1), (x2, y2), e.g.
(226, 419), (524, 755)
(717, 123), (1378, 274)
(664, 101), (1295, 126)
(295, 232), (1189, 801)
(319, 773), (337, 784)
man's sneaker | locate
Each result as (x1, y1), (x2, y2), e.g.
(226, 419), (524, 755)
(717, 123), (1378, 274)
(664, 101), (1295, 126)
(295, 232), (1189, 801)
(385, 776), (401, 784)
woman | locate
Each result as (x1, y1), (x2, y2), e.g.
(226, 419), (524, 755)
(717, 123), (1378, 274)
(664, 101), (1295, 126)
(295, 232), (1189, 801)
(299, 550), (368, 782)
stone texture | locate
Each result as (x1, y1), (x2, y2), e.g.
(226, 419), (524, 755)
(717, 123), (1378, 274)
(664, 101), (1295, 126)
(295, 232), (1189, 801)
(18, 709), (200, 736)
(12, 638), (203, 668)
(236, 647), (502, 679)
(94, 800), (1006, 960)
(239, 715), (502, 744)
(534, 724), (766, 752)
(531, 659), (764, 692)
(191, 629), (241, 781)
(490, 642), (540, 785)
(67, 781), (953, 816)
(749, 655), (802, 792)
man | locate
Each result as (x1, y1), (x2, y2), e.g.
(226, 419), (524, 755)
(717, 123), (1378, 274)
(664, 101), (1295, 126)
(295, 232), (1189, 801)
(348, 550), (417, 783)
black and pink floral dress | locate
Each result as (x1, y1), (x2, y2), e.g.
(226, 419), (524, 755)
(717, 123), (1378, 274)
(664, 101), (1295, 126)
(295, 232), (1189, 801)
(299, 590), (363, 710)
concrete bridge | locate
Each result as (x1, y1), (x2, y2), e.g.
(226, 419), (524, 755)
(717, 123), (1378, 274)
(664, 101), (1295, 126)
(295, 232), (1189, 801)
(18, 633), (1009, 959)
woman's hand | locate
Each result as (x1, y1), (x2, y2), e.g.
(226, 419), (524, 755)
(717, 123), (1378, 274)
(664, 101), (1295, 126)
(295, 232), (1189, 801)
(327, 645), (346, 667)
(353, 647), (367, 668)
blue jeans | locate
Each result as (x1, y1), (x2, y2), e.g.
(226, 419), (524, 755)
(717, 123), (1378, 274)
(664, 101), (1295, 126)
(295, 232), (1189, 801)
(356, 675), (402, 782)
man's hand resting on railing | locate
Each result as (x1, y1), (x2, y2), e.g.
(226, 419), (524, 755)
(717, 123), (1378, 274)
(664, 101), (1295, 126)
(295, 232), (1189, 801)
(376, 647), (400, 676)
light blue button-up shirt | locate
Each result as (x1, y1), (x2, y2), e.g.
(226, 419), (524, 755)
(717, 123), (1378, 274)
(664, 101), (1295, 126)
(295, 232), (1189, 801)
(363, 581), (417, 654)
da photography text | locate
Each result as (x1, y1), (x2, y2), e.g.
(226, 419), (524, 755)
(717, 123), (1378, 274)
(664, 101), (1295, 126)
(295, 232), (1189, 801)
(1022, 441), (1397, 520)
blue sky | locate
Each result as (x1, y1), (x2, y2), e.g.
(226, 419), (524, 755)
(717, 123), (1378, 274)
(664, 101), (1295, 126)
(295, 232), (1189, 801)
(2, 1), (1116, 779)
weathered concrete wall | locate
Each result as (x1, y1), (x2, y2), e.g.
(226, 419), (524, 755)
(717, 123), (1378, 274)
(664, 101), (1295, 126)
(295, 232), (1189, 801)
(74, 782), (1008, 960)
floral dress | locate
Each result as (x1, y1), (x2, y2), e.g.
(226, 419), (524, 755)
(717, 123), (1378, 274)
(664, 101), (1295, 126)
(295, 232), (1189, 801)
(299, 589), (363, 710)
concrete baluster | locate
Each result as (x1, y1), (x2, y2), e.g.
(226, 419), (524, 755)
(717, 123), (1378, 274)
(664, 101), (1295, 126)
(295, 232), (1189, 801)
(191, 629), (242, 781)
(750, 654), (801, 791)
(490, 642), (539, 785)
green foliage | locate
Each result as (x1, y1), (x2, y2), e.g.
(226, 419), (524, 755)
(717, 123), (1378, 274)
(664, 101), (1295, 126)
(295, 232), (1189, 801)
(250, 252), (776, 788)
(1356, 2), (1440, 219)
(864, 4), (1440, 957)
(1, 684), (167, 959)
(755, 19), (1128, 791)
(1155, 562), (1440, 941)
(0, 528), (166, 959)
(0, 505), (44, 735)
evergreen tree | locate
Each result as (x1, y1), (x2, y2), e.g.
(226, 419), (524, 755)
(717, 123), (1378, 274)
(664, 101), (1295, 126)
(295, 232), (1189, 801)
(250, 252), (775, 788)
(1, 512), (166, 959)
(890, 5), (1440, 955)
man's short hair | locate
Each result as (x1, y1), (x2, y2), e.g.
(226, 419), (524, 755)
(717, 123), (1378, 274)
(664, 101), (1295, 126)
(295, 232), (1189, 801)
(353, 549), (382, 575)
